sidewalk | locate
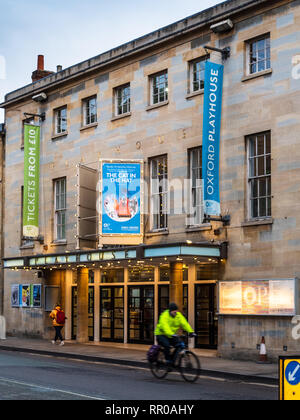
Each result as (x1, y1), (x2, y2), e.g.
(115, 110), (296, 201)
(0, 337), (278, 385)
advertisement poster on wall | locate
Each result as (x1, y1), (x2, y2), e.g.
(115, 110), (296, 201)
(219, 279), (296, 316)
(11, 285), (19, 307)
(21, 285), (31, 308)
(32, 285), (42, 308)
(100, 160), (143, 245)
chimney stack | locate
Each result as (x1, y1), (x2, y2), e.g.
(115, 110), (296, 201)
(37, 55), (44, 71)
(32, 55), (54, 83)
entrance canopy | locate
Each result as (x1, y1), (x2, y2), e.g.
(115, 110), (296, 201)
(3, 241), (227, 270)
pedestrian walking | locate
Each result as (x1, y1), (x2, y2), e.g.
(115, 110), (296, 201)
(49, 304), (66, 346)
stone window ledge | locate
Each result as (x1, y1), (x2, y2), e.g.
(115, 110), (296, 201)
(186, 224), (212, 232)
(145, 229), (169, 237)
(186, 90), (204, 100)
(146, 101), (169, 112)
(241, 68), (273, 83)
(80, 123), (98, 132)
(241, 218), (273, 227)
(51, 132), (68, 141)
(50, 240), (68, 247)
(111, 112), (132, 122)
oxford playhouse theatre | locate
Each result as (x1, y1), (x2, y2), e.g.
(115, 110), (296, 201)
(1, 0), (300, 361)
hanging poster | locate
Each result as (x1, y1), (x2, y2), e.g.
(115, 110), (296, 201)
(101, 161), (142, 236)
(202, 61), (224, 216)
(23, 124), (40, 238)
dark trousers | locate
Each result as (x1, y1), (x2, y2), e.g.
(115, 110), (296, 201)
(54, 326), (64, 342)
(157, 335), (181, 363)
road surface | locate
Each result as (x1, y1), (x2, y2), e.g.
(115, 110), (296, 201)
(0, 350), (277, 401)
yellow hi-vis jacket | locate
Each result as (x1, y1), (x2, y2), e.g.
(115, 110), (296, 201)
(155, 310), (194, 338)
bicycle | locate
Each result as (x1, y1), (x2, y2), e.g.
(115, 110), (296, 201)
(149, 334), (201, 383)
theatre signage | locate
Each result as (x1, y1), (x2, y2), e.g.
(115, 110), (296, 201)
(219, 279), (297, 316)
(23, 124), (40, 238)
(202, 61), (224, 217)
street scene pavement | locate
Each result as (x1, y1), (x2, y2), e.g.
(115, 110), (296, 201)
(0, 349), (277, 400)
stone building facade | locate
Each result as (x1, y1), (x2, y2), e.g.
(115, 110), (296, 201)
(1, 0), (300, 360)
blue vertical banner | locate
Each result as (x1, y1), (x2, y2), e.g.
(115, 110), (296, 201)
(202, 61), (224, 216)
(101, 162), (141, 235)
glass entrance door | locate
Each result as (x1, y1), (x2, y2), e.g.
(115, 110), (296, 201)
(100, 287), (124, 342)
(195, 284), (218, 349)
(71, 286), (77, 340)
(158, 285), (188, 317)
(128, 286), (154, 344)
(71, 286), (94, 341)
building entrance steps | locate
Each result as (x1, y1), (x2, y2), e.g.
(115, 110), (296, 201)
(0, 337), (278, 384)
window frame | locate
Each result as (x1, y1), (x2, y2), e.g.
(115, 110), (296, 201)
(149, 155), (168, 231)
(246, 34), (271, 76)
(187, 147), (203, 227)
(82, 96), (97, 127)
(53, 177), (67, 242)
(188, 57), (207, 94)
(54, 106), (68, 135)
(114, 84), (131, 116)
(247, 132), (271, 220)
(149, 70), (168, 106)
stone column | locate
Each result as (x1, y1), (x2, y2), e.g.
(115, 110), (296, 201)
(169, 262), (183, 312)
(76, 267), (89, 343)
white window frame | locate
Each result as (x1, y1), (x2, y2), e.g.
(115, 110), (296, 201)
(247, 132), (271, 220)
(150, 71), (168, 106)
(189, 57), (207, 93)
(54, 177), (67, 241)
(150, 155), (168, 231)
(54, 106), (67, 135)
(83, 96), (97, 126)
(246, 34), (271, 76)
(187, 147), (204, 227)
(114, 84), (131, 116)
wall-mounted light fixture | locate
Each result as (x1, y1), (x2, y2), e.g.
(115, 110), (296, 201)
(210, 19), (234, 33)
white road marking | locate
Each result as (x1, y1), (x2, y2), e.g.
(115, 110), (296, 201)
(0, 376), (106, 400)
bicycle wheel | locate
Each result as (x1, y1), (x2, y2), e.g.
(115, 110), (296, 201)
(150, 349), (169, 380)
(179, 351), (201, 383)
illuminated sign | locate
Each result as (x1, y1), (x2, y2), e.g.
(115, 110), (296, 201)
(99, 160), (144, 246)
(219, 279), (296, 316)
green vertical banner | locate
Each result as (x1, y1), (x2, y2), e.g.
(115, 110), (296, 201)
(23, 124), (40, 238)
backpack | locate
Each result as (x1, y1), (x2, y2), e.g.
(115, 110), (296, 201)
(56, 310), (66, 325)
(147, 345), (160, 363)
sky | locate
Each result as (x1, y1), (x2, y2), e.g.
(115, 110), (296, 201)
(0, 0), (221, 123)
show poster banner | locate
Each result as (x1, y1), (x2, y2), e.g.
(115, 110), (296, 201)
(23, 124), (40, 238)
(202, 61), (224, 216)
(101, 162), (141, 235)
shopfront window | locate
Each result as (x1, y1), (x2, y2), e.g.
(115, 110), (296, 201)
(128, 266), (155, 282)
(101, 268), (124, 283)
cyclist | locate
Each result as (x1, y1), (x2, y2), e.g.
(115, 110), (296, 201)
(155, 302), (196, 368)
